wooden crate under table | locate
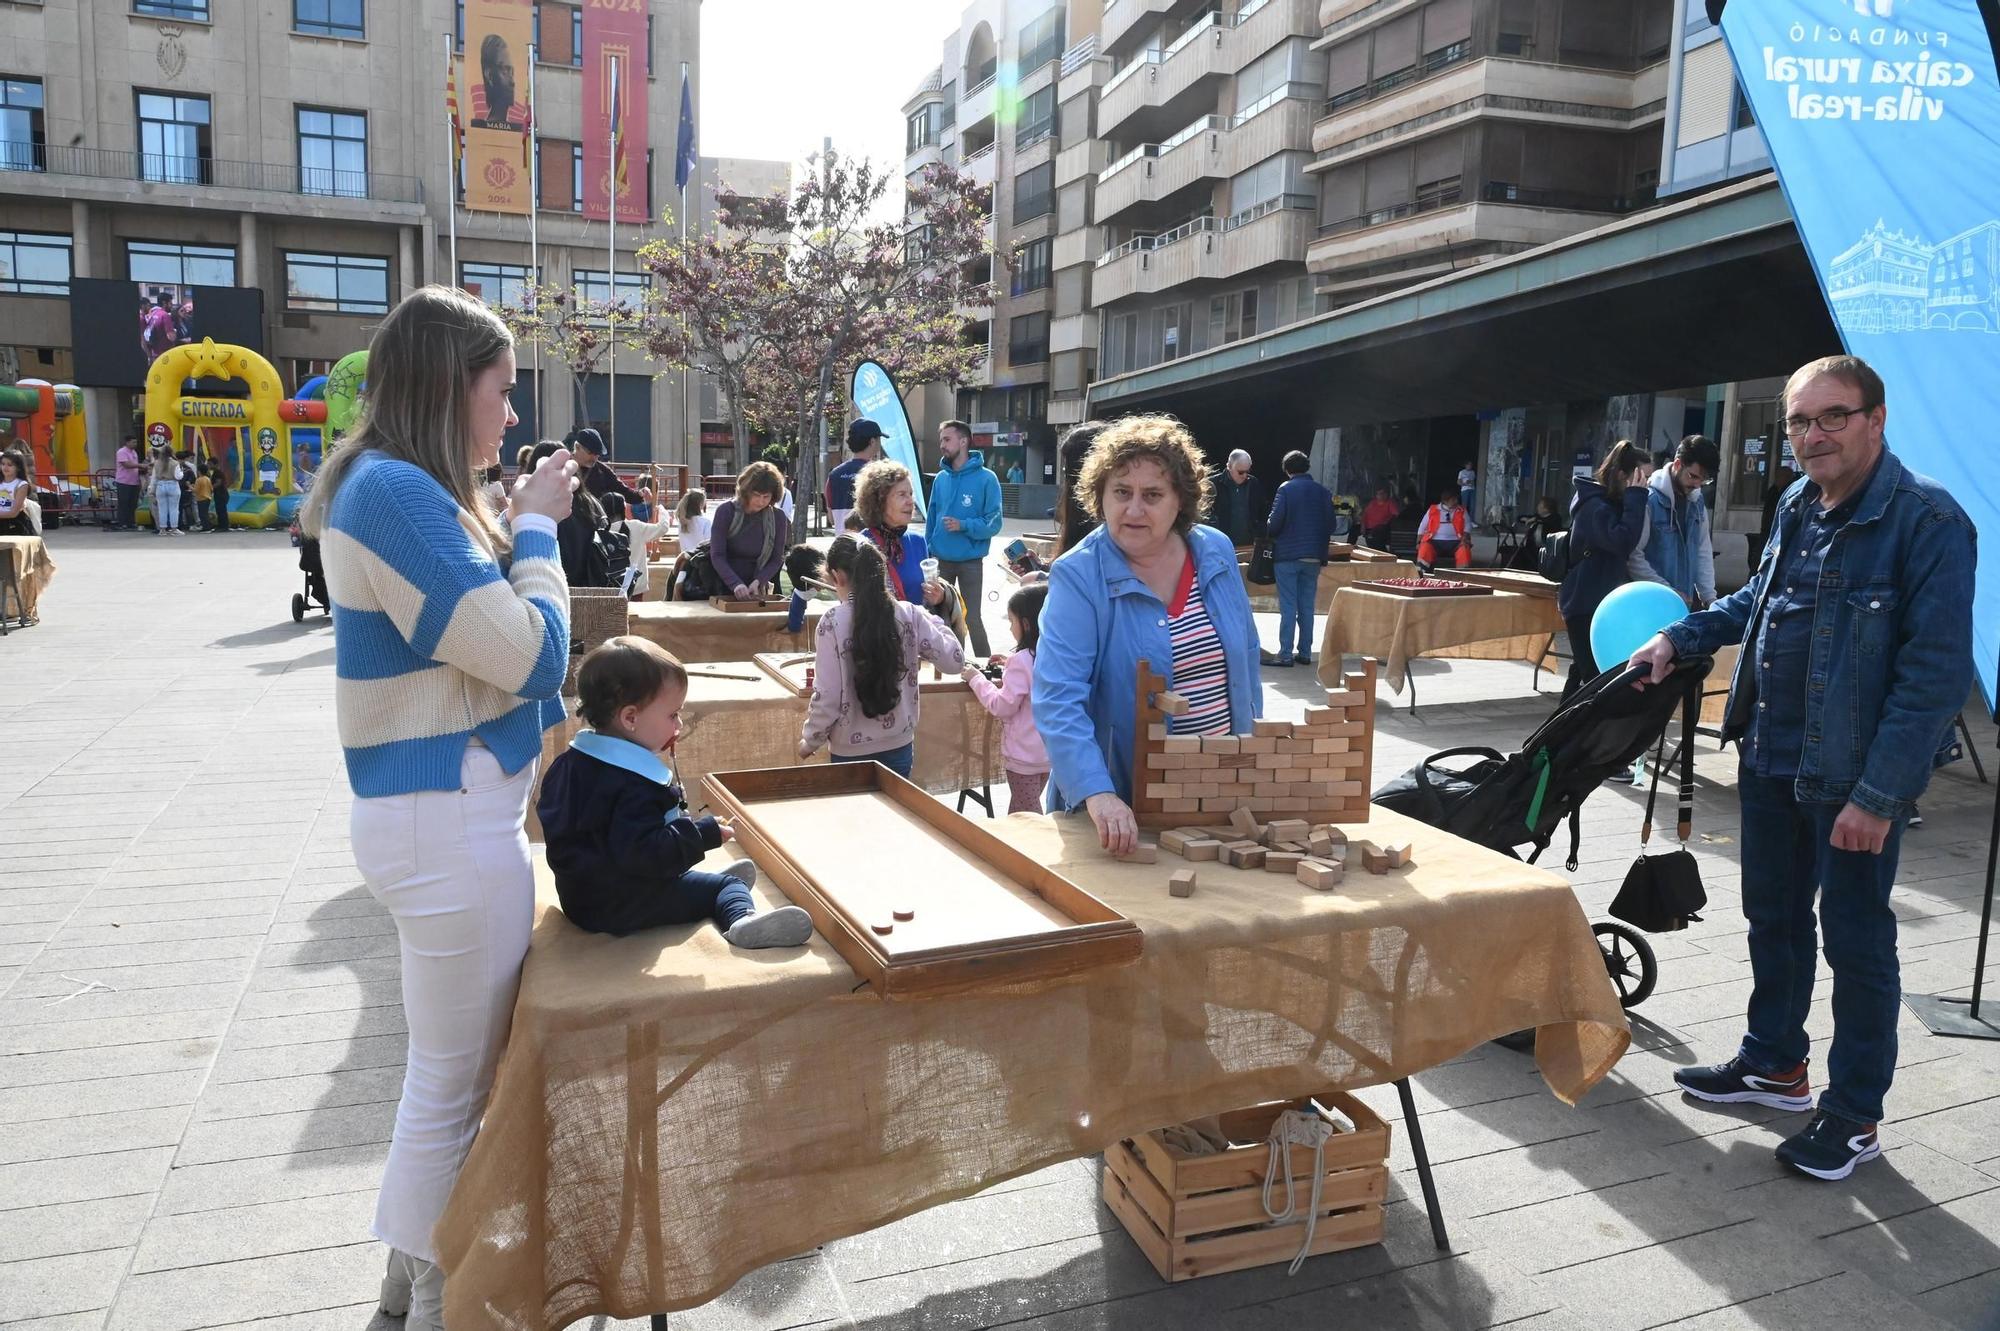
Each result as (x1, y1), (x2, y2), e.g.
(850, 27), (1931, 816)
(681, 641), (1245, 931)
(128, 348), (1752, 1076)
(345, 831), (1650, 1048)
(1102, 1090), (1389, 1282)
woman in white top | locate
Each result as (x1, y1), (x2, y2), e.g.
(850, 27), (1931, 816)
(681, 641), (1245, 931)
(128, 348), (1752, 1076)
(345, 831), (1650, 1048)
(675, 488), (711, 546)
(149, 444), (183, 535)
(0, 450), (32, 535)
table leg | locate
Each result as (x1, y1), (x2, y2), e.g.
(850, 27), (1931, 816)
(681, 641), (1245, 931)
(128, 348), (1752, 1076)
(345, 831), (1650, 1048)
(1403, 663), (1417, 715)
(1395, 1077), (1450, 1251)
(1957, 712), (1989, 784)
(651, 1316), (670, 1331)
(956, 786), (995, 818)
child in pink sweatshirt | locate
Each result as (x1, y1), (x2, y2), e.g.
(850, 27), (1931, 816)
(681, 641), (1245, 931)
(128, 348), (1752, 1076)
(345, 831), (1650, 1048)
(962, 584), (1051, 814)
(799, 535), (963, 780)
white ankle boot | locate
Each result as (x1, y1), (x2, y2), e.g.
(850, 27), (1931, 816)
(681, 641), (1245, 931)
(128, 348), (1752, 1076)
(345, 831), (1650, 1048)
(380, 1249), (445, 1330)
(380, 1249), (418, 1317)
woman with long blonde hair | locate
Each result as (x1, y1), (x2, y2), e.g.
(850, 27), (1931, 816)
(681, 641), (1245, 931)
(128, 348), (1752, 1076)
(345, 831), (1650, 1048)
(304, 285), (578, 1329)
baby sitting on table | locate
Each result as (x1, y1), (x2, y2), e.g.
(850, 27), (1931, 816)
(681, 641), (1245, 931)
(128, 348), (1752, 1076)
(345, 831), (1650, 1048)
(537, 636), (814, 948)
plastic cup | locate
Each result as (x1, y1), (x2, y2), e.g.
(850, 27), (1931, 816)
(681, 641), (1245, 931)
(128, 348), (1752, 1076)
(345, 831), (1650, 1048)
(921, 557), (940, 583)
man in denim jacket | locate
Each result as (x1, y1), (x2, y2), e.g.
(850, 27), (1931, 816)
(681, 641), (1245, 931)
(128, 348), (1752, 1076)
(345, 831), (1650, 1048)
(1631, 355), (1975, 1182)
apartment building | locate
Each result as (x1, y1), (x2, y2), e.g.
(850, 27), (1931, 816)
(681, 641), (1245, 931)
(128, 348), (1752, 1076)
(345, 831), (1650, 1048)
(1308, 0), (1670, 308)
(903, 0), (1103, 487)
(0, 0), (700, 468)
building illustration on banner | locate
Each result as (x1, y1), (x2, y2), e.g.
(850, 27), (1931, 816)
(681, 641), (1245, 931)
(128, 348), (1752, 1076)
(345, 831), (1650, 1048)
(1828, 218), (2000, 333)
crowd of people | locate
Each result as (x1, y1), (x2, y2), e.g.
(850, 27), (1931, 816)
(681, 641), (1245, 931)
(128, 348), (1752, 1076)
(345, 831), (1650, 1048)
(107, 434), (235, 533)
(287, 282), (1974, 1326)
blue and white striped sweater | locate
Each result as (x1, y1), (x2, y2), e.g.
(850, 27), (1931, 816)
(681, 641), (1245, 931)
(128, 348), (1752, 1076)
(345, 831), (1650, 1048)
(322, 453), (570, 797)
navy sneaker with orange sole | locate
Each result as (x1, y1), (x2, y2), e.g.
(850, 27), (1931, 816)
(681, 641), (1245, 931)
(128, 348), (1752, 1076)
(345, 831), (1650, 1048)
(1673, 1055), (1815, 1111)
(1776, 1110), (1881, 1180)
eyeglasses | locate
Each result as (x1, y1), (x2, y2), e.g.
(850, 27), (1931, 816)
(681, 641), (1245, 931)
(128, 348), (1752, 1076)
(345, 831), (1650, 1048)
(1782, 405), (1871, 438)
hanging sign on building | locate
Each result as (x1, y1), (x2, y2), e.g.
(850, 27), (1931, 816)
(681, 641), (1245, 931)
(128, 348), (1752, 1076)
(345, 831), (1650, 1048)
(583, 0), (650, 223)
(463, 0), (534, 214)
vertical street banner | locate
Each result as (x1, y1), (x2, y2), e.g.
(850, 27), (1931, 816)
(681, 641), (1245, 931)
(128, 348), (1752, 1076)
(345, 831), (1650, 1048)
(851, 361), (926, 520)
(1718, 0), (2000, 704)
(463, 0), (533, 214)
(583, 0), (650, 223)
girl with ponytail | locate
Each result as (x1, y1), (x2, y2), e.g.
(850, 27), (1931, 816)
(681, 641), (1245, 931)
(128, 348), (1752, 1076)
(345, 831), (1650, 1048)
(799, 535), (964, 780)
(1558, 438), (1657, 702)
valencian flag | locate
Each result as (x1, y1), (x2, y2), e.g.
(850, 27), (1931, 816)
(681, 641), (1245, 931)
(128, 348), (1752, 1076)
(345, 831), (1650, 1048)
(583, 0), (648, 223)
(443, 42), (463, 175)
(1715, 0), (2000, 704)
(463, 0), (533, 214)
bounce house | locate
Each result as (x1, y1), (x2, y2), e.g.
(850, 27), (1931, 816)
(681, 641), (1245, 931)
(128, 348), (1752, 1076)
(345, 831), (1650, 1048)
(142, 339), (331, 529)
(0, 379), (87, 478)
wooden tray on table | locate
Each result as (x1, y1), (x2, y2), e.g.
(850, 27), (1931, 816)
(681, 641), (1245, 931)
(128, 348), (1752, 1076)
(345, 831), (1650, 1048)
(754, 651), (974, 697)
(1354, 577), (1494, 598)
(709, 596), (792, 613)
(700, 764), (1144, 998)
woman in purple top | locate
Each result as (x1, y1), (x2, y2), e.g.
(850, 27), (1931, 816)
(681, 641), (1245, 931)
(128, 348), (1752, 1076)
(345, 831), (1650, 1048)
(705, 461), (791, 599)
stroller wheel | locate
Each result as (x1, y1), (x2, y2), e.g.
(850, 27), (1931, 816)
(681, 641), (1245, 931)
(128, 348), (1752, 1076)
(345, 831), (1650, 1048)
(1593, 921), (1658, 1008)
(291, 593), (307, 624)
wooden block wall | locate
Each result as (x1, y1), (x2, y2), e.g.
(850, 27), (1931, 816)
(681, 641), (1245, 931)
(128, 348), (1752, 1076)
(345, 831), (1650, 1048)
(1133, 657), (1377, 829)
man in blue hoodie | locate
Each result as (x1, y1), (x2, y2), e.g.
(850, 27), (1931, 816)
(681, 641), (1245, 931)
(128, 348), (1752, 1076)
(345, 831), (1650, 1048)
(926, 419), (1003, 655)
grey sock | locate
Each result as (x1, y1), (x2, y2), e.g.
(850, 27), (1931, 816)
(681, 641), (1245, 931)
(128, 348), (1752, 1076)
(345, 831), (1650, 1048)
(724, 905), (813, 949)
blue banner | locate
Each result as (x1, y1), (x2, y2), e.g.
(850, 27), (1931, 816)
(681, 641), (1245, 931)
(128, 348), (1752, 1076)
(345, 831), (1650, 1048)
(1719, 0), (2000, 706)
(850, 360), (927, 521)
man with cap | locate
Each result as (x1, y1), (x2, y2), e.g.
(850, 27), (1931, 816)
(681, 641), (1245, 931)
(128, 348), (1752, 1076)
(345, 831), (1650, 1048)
(566, 428), (643, 508)
(827, 419), (882, 535)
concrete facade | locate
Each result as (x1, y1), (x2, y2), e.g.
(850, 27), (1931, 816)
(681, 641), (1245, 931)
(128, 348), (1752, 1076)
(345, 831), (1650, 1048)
(0, 0), (702, 469)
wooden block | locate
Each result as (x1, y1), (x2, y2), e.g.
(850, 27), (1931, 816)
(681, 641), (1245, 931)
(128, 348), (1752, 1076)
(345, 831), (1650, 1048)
(1222, 844), (1266, 870)
(1146, 753), (1174, 770)
(1229, 807), (1261, 838)
(1255, 753), (1286, 770)
(1200, 798), (1238, 812)
(1279, 738), (1316, 754)
(892, 906), (916, 921)
(1156, 690), (1191, 716)
(1252, 719), (1291, 737)
(1359, 842), (1391, 874)
(1182, 838), (1223, 861)
(1163, 736), (1204, 754)
(1274, 841), (1305, 854)
(871, 921), (895, 935)
(1161, 828), (1195, 854)
(1117, 844), (1158, 864)
(1168, 869), (1197, 898)
(1199, 735), (1241, 755)
(1297, 858), (1344, 891)
(1162, 798), (1201, 813)
(1382, 842), (1412, 869)
(1324, 782), (1364, 798)
(1267, 818), (1311, 842)
(1264, 852), (1304, 873)
(1323, 690), (1367, 709)
(1220, 754), (1258, 769)
(1342, 672), (1371, 694)
(1148, 724), (1170, 742)
(1303, 705), (1340, 725)
(1313, 738), (1351, 754)
(1238, 737), (1277, 754)
(1308, 832), (1335, 857)
(1322, 721), (1367, 737)
(1185, 783), (1220, 799)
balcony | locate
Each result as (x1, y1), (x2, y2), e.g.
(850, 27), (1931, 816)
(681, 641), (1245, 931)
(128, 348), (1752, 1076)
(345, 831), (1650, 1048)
(960, 70), (999, 135)
(1307, 180), (1653, 277)
(906, 137), (944, 172)
(1053, 226), (1106, 270)
(0, 140), (424, 208)
(961, 140), (998, 188)
(1051, 312), (1097, 353)
(1101, 0), (1182, 57)
(1058, 35), (1110, 102)
(1093, 215), (1223, 303)
(1055, 138), (1111, 188)
(1316, 0), (1420, 43)
(1311, 55), (1670, 161)
(1099, 13), (1232, 139)
(1094, 116), (1227, 223)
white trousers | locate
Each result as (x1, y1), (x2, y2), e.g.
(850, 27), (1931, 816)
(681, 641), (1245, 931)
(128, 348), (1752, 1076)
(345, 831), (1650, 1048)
(353, 742), (538, 1263)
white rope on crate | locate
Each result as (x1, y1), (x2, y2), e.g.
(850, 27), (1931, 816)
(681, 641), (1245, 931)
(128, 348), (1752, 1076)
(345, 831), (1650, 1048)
(1259, 1105), (1337, 1275)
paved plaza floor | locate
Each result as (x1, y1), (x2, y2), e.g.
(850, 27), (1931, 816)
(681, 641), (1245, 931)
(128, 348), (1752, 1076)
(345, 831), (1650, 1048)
(2, 528), (1997, 1331)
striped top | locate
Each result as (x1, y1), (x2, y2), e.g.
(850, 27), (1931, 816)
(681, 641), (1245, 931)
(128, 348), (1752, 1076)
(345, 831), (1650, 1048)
(322, 454), (571, 798)
(1166, 554), (1230, 735)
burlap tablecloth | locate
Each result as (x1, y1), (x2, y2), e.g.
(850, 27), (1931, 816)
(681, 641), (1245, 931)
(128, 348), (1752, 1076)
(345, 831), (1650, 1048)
(627, 598), (830, 663)
(436, 806), (1629, 1329)
(1244, 558), (1418, 614)
(1317, 587), (1565, 694)
(523, 672), (1003, 840)
(0, 535), (54, 619)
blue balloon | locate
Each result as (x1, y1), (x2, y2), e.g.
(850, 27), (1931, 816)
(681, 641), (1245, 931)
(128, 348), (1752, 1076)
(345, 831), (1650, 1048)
(1590, 581), (1687, 674)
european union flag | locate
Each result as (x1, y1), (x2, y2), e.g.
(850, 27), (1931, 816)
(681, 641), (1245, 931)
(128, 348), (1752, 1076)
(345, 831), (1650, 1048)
(675, 70), (697, 193)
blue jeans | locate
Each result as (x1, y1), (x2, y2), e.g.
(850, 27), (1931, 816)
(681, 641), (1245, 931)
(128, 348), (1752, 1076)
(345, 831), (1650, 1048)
(1736, 764), (1905, 1123)
(577, 868), (754, 937)
(833, 742), (914, 780)
(1274, 559), (1319, 659)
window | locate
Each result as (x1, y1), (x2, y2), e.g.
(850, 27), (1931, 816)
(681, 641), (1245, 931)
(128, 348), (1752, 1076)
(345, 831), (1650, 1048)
(136, 91), (212, 184)
(1, 78), (45, 173)
(0, 230), (72, 295)
(1011, 237), (1051, 295)
(1008, 384), (1046, 423)
(573, 269), (649, 307)
(1208, 288), (1260, 344)
(1016, 85), (1057, 149)
(129, 241), (236, 287)
(294, 0), (364, 39)
(284, 252), (390, 314)
(908, 104), (944, 154)
(572, 142), (584, 213)
(297, 107), (368, 197)
(461, 261), (536, 308)
(1017, 9), (1066, 72)
(1013, 162), (1054, 222)
(1007, 311), (1049, 366)
(135, 0), (210, 18)
(573, 6), (585, 66)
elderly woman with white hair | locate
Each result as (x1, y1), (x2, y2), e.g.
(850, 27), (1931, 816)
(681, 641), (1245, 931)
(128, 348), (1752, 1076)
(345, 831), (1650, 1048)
(1213, 448), (1266, 548)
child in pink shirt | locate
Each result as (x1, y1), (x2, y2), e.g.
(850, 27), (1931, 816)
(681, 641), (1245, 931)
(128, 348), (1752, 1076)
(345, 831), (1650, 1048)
(963, 584), (1051, 814)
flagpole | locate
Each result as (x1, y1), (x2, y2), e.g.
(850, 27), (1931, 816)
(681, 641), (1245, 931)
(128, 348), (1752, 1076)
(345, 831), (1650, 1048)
(679, 60), (691, 477)
(528, 43), (542, 441)
(444, 33), (458, 282)
(607, 54), (619, 459)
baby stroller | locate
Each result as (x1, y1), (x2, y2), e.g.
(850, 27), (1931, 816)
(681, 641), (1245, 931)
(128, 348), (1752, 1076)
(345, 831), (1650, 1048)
(291, 523), (330, 622)
(1373, 656), (1714, 1010)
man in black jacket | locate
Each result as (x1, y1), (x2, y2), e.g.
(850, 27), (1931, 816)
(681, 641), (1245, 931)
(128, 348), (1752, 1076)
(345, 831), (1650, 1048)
(1214, 449), (1267, 548)
(567, 427), (644, 509)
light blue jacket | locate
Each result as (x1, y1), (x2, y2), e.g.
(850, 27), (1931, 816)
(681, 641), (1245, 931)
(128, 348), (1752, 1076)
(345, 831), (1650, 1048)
(925, 450), (1003, 562)
(1033, 522), (1263, 809)
(1628, 466), (1716, 604)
